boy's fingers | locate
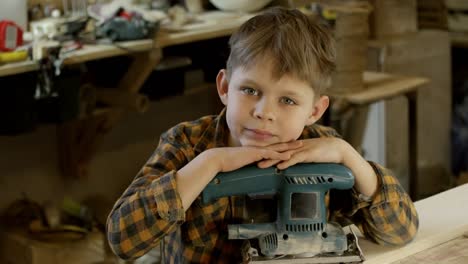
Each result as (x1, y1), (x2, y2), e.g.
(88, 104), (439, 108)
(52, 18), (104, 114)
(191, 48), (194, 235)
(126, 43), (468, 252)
(276, 151), (306, 170)
(267, 141), (303, 152)
(276, 160), (298, 170)
(259, 149), (291, 160)
(257, 159), (281, 168)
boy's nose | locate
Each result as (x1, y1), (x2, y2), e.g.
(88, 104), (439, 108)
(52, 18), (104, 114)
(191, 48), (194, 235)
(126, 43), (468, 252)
(254, 99), (276, 121)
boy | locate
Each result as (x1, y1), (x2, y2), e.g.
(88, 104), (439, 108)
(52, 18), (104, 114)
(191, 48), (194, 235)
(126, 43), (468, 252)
(107, 7), (418, 263)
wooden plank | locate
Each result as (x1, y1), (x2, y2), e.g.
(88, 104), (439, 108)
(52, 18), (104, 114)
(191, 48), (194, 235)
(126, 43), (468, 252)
(62, 40), (154, 64)
(0, 61), (39, 77)
(329, 72), (429, 105)
(359, 183), (468, 263)
(0, 40), (155, 78)
(363, 224), (468, 263)
(394, 234), (468, 264)
(334, 75), (429, 105)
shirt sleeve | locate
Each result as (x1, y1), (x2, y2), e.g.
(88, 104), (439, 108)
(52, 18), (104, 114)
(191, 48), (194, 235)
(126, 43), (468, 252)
(351, 162), (419, 245)
(106, 128), (191, 260)
(311, 124), (419, 245)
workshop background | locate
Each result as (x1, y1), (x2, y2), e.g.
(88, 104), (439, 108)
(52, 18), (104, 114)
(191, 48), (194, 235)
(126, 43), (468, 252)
(0, 0), (466, 263)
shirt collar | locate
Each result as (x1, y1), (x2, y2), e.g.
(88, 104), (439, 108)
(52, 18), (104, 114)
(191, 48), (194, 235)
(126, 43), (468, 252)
(193, 107), (229, 154)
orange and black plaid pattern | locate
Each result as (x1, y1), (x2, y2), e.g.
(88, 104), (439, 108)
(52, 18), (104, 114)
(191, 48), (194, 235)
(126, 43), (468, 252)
(107, 109), (419, 263)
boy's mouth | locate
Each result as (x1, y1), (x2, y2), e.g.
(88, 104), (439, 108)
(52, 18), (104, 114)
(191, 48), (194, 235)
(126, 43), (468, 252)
(244, 128), (274, 140)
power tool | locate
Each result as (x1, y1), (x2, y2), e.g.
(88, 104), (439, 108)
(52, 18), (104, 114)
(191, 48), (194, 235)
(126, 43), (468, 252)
(202, 163), (365, 263)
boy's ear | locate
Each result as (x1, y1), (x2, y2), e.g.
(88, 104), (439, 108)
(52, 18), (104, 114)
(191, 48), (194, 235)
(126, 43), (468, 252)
(216, 69), (229, 106)
(306, 95), (329, 125)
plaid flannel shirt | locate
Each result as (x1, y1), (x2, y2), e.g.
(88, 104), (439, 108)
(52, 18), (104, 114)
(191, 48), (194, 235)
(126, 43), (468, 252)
(107, 109), (419, 263)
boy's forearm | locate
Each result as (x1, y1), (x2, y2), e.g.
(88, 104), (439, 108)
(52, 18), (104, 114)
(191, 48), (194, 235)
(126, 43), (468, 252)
(357, 165), (419, 245)
(176, 149), (220, 211)
(107, 171), (183, 260)
(342, 142), (378, 197)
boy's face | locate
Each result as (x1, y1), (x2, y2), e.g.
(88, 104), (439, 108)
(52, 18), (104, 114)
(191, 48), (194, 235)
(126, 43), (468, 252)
(216, 57), (329, 147)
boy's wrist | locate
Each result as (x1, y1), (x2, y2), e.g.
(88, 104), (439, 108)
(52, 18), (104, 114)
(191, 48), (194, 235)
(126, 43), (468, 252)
(202, 148), (223, 174)
(340, 141), (379, 197)
(339, 139), (357, 166)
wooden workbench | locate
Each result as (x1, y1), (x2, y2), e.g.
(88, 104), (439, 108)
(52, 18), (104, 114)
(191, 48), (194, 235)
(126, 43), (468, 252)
(0, 11), (254, 77)
(359, 183), (468, 263)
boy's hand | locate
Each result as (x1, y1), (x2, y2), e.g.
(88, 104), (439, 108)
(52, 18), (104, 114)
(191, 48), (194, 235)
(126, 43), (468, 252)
(258, 138), (378, 197)
(258, 138), (346, 169)
(209, 143), (296, 173)
(177, 144), (295, 211)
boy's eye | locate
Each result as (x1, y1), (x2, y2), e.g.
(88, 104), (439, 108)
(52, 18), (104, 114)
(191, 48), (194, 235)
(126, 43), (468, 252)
(241, 87), (258, 96)
(281, 97), (297, 105)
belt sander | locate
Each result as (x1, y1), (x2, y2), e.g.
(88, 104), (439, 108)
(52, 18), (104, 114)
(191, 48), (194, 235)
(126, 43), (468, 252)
(202, 163), (365, 263)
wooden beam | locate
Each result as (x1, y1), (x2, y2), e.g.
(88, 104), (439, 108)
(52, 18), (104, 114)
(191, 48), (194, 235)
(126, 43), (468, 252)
(117, 48), (162, 93)
(96, 89), (150, 113)
(57, 112), (109, 179)
(330, 74), (429, 106)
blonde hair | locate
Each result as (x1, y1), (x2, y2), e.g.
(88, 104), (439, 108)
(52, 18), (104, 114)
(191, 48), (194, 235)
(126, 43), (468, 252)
(226, 7), (336, 95)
